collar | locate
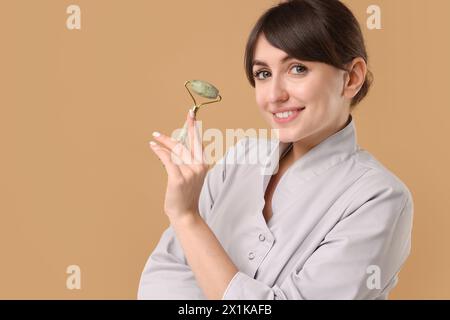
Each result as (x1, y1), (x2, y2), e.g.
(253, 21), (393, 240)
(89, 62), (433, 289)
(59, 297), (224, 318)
(260, 114), (359, 183)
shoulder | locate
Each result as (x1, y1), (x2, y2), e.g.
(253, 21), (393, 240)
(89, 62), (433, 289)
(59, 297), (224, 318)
(346, 148), (414, 217)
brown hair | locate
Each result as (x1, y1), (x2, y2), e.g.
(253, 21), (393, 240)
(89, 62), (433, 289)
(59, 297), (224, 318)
(244, 0), (373, 109)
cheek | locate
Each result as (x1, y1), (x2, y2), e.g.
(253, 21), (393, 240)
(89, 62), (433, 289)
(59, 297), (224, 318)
(286, 76), (325, 105)
(297, 76), (339, 107)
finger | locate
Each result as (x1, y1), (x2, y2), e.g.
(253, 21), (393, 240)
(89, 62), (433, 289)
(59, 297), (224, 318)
(187, 110), (204, 164)
(149, 141), (183, 178)
(149, 140), (196, 179)
(152, 131), (192, 164)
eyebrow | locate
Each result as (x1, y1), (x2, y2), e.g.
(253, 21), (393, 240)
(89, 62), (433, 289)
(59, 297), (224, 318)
(252, 54), (295, 68)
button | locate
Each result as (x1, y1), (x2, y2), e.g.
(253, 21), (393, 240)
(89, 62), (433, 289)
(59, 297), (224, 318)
(248, 251), (255, 260)
(259, 234), (266, 242)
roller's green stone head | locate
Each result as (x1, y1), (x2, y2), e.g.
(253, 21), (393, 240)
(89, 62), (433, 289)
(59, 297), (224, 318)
(187, 80), (220, 99)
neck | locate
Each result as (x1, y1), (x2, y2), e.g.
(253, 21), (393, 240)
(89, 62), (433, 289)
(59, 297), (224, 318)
(290, 114), (351, 163)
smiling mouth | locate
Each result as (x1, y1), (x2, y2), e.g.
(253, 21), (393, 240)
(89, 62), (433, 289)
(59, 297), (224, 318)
(272, 107), (305, 123)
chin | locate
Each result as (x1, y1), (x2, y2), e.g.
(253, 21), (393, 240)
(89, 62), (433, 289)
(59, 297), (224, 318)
(279, 137), (297, 144)
(271, 129), (299, 143)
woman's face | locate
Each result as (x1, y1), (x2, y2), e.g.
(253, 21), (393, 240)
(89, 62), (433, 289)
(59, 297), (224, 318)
(252, 34), (351, 144)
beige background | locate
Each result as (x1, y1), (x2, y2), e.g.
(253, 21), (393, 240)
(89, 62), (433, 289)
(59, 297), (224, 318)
(0, 0), (449, 299)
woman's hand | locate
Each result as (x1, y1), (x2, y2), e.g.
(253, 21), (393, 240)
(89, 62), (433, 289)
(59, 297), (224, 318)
(148, 110), (209, 223)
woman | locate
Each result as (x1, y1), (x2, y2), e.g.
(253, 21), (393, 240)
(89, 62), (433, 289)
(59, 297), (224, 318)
(138, 0), (414, 300)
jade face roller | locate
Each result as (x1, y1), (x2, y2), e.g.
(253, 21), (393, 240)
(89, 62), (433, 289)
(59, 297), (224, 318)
(175, 80), (222, 146)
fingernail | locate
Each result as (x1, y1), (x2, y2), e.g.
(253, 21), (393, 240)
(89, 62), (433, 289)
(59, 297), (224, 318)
(149, 141), (157, 147)
(189, 110), (195, 118)
(152, 131), (161, 137)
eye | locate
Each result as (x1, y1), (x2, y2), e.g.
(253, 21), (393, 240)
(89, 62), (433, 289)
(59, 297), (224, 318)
(291, 64), (307, 74)
(253, 64), (308, 81)
(253, 70), (271, 81)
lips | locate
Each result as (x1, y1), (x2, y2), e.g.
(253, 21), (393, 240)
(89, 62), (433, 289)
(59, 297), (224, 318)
(272, 107), (305, 114)
(272, 107), (305, 124)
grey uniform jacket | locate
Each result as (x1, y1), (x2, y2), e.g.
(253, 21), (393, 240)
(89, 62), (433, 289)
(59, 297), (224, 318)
(138, 115), (414, 300)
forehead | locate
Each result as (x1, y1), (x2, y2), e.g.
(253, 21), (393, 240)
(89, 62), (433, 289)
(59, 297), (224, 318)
(253, 34), (288, 62)
(252, 33), (313, 69)
(252, 34), (330, 71)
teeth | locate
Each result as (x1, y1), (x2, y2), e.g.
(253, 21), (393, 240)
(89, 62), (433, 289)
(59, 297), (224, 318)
(275, 110), (294, 119)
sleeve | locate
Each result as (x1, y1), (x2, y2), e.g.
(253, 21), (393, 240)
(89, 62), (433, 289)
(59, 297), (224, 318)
(137, 138), (247, 300)
(222, 173), (414, 300)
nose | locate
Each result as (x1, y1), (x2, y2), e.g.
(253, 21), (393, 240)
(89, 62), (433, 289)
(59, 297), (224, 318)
(268, 75), (289, 104)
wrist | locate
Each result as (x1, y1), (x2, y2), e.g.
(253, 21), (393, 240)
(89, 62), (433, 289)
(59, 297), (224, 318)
(169, 211), (201, 228)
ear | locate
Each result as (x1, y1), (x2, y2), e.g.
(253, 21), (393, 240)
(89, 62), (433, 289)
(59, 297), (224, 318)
(342, 57), (367, 100)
